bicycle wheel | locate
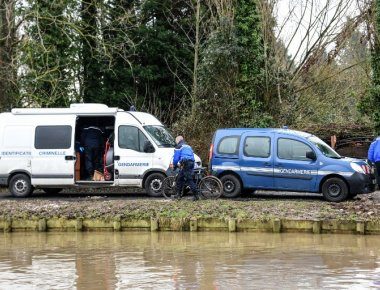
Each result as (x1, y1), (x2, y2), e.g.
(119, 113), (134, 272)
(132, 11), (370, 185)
(199, 176), (222, 199)
(162, 176), (177, 199)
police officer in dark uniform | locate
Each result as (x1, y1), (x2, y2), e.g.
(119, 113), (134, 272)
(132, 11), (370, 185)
(170, 136), (200, 201)
(80, 126), (104, 180)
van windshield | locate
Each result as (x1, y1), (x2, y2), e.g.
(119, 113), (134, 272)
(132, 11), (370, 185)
(143, 125), (176, 148)
(308, 136), (341, 159)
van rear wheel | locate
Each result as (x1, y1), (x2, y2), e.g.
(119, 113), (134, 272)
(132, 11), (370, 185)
(220, 174), (241, 198)
(43, 188), (63, 195)
(322, 177), (348, 202)
(145, 173), (166, 197)
(9, 174), (34, 198)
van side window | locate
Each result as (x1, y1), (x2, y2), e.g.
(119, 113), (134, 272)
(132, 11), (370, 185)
(244, 137), (270, 158)
(277, 138), (313, 161)
(118, 126), (148, 152)
(217, 136), (239, 155)
(35, 126), (72, 149)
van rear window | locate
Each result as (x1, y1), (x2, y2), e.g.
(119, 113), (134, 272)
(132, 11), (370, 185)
(35, 126), (72, 149)
(217, 136), (239, 155)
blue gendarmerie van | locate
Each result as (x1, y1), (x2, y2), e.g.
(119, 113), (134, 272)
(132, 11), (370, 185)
(209, 128), (375, 202)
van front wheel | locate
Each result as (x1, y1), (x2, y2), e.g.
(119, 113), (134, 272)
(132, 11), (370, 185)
(145, 173), (166, 197)
(220, 174), (241, 198)
(322, 177), (348, 202)
(9, 174), (34, 197)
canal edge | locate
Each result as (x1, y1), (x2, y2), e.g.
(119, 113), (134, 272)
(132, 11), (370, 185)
(1, 217), (379, 234)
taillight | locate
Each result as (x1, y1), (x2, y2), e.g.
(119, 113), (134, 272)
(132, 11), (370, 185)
(209, 144), (214, 162)
(207, 144), (214, 176)
(361, 165), (370, 174)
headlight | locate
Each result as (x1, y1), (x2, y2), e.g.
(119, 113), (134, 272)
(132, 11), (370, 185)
(350, 163), (365, 174)
(194, 154), (202, 168)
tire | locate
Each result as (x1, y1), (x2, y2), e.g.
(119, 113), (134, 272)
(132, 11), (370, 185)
(8, 174), (34, 198)
(162, 176), (177, 199)
(145, 173), (166, 197)
(220, 174), (242, 198)
(42, 188), (63, 195)
(322, 177), (349, 202)
(199, 176), (222, 199)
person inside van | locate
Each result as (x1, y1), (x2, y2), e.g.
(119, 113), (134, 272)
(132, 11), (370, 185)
(169, 136), (200, 201)
(80, 125), (105, 180)
(368, 136), (380, 188)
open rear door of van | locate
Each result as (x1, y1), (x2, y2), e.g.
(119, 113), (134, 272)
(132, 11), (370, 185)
(31, 115), (76, 186)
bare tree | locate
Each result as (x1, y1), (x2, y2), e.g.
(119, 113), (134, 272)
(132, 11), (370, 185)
(0, 0), (18, 111)
(261, 0), (373, 126)
(272, 0), (372, 85)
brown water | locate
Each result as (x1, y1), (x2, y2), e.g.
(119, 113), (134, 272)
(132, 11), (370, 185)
(0, 232), (380, 289)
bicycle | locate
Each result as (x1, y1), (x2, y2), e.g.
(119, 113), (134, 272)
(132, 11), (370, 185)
(162, 167), (222, 199)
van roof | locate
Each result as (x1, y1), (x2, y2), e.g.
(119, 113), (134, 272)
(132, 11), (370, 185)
(215, 128), (313, 138)
(11, 103), (121, 115)
(127, 111), (163, 126)
(7, 103), (164, 126)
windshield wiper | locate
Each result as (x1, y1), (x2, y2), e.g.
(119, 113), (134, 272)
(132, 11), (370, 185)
(158, 144), (174, 148)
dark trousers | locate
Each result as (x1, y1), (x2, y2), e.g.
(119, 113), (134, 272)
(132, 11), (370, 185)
(84, 146), (102, 177)
(176, 161), (199, 196)
(375, 161), (380, 188)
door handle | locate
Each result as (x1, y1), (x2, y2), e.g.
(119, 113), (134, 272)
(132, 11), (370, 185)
(114, 155), (120, 161)
(263, 162), (271, 167)
(65, 155), (76, 160)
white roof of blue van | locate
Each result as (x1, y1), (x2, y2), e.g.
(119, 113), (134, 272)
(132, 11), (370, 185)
(215, 128), (313, 138)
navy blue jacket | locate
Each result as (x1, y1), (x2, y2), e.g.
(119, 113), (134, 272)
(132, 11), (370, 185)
(368, 137), (380, 163)
(172, 140), (195, 169)
(80, 126), (104, 148)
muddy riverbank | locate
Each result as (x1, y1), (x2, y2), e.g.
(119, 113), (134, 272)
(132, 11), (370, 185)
(0, 191), (379, 221)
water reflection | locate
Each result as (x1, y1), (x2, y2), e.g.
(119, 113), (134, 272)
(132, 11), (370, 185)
(0, 232), (380, 289)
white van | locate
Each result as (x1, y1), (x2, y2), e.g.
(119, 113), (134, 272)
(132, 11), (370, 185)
(0, 103), (201, 197)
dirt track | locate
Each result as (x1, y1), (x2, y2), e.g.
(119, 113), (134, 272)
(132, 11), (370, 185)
(0, 189), (379, 221)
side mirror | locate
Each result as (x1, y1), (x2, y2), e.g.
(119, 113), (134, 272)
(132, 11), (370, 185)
(306, 151), (316, 161)
(143, 141), (155, 153)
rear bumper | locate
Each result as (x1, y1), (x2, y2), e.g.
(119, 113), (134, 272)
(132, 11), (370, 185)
(347, 172), (376, 194)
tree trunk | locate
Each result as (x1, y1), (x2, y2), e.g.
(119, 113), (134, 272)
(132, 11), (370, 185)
(81, 0), (100, 103)
(0, 0), (16, 111)
(191, 0), (200, 117)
